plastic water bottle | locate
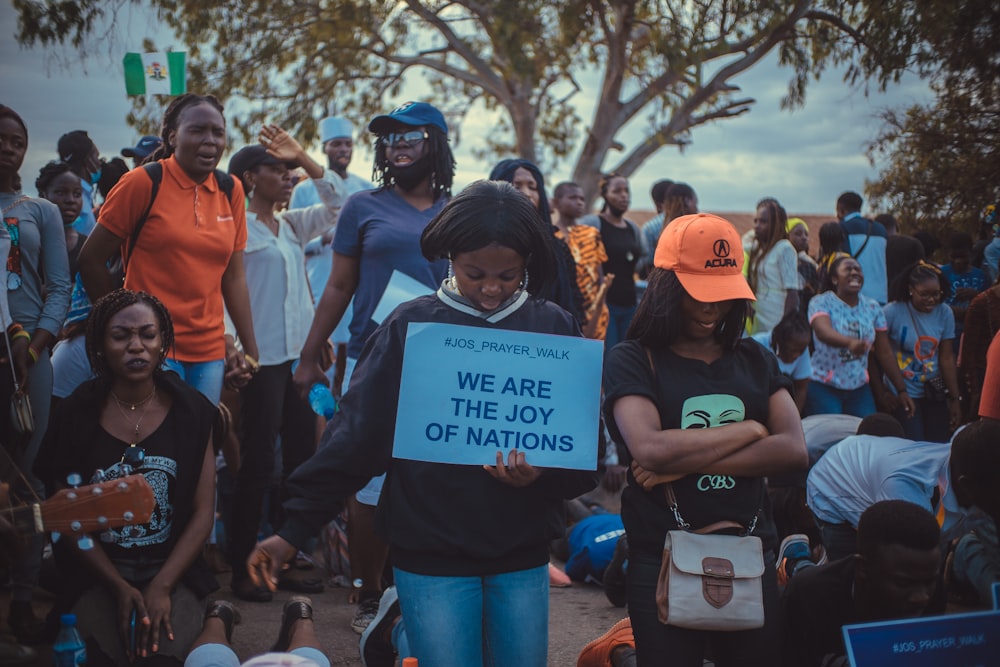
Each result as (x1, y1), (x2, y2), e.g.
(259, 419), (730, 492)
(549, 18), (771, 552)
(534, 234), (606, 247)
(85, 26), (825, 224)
(291, 360), (338, 419)
(53, 613), (86, 667)
(308, 383), (338, 419)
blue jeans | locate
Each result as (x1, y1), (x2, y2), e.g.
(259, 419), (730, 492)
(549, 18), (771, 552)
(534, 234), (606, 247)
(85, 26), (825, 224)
(606, 303), (637, 351)
(392, 564), (549, 667)
(804, 381), (875, 418)
(162, 358), (225, 405)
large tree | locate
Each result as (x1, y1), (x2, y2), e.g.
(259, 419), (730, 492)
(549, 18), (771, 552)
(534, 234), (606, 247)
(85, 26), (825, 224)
(16, 0), (911, 204)
(865, 0), (1000, 232)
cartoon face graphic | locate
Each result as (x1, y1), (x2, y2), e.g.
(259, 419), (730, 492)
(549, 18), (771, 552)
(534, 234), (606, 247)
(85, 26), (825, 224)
(681, 394), (746, 429)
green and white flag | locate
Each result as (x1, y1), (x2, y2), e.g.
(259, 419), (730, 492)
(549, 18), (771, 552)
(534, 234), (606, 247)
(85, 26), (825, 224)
(123, 52), (186, 96)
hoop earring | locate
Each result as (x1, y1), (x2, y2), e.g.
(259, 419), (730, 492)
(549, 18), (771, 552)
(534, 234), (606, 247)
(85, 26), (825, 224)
(520, 268), (529, 291)
(247, 184), (256, 201)
(447, 257), (457, 290)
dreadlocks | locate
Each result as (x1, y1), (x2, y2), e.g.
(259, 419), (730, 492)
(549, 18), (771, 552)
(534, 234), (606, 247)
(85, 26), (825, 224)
(371, 125), (455, 200)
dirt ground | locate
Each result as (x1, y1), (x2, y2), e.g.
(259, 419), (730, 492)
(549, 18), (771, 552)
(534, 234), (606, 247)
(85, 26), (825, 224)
(7, 486), (628, 666)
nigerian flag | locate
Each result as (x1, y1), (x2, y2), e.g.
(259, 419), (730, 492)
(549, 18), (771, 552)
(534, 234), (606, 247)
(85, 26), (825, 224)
(123, 52), (186, 96)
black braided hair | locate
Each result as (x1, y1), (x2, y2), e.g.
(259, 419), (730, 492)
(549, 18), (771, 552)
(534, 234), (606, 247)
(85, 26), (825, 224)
(35, 160), (75, 196)
(146, 94), (225, 163)
(86, 289), (175, 379)
(372, 125), (455, 200)
(889, 260), (951, 303)
(597, 172), (625, 213)
(0, 105), (27, 191)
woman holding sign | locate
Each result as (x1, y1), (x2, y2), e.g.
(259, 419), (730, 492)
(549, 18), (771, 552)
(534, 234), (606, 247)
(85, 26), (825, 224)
(249, 181), (601, 667)
(602, 213), (807, 667)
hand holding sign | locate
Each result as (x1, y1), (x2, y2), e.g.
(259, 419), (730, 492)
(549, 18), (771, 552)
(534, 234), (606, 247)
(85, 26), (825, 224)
(484, 450), (540, 487)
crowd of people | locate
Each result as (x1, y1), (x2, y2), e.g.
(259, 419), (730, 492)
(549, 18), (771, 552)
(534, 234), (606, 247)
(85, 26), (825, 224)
(0, 94), (998, 667)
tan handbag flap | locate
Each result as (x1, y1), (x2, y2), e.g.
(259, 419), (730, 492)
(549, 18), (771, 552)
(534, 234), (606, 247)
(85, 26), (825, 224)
(665, 531), (764, 578)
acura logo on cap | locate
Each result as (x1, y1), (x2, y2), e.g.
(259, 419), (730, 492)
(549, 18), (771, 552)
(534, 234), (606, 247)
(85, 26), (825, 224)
(705, 238), (738, 268)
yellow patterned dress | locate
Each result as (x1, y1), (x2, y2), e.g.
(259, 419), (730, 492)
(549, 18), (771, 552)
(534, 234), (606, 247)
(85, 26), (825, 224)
(557, 224), (609, 340)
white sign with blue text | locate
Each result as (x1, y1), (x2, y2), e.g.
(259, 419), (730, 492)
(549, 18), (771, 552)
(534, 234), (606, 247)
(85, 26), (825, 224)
(392, 322), (603, 470)
(843, 610), (1000, 667)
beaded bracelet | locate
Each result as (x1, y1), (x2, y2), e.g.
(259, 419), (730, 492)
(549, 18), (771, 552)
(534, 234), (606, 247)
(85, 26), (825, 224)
(27, 348), (38, 363)
(11, 330), (30, 343)
(6, 323), (23, 335)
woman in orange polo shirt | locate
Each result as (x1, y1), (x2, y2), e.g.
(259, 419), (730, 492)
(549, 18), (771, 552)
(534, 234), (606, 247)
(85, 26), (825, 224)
(79, 94), (258, 404)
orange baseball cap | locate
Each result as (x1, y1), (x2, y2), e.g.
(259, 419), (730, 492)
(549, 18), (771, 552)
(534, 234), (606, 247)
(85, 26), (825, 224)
(654, 213), (756, 302)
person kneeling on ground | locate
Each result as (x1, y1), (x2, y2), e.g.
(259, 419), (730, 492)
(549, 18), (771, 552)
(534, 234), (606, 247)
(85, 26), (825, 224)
(780, 500), (942, 667)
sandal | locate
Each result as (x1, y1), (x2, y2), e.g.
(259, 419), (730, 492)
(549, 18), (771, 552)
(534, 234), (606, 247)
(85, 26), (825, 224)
(272, 596), (313, 652)
(277, 574), (325, 594)
(204, 600), (241, 644)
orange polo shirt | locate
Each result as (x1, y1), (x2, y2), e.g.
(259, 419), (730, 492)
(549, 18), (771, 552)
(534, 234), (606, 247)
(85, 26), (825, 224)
(98, 155), (247, 362)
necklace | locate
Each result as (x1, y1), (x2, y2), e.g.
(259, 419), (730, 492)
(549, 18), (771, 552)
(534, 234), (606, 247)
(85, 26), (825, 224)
(111, 385), (157, 411)
(111, 387), (156, 447)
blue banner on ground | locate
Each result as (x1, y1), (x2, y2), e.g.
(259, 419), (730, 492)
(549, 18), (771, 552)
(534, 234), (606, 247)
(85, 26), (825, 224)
(843, 610), (1000, 667)
(393, 322), (603, 470)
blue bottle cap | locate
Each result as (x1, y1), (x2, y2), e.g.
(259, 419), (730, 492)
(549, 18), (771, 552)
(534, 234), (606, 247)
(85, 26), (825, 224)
(60, 613), (77, 625)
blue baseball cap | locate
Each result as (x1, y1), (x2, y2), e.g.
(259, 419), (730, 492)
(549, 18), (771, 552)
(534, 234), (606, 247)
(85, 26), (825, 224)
(368, 102), (448, 135)
(121, 136), (162, 159)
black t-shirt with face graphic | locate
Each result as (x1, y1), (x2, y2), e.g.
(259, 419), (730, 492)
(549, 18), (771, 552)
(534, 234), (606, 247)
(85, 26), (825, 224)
(604, 339), (791, 556)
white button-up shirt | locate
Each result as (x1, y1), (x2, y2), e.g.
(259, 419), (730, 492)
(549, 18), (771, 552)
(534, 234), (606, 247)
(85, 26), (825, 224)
(238, 178), (343, 365)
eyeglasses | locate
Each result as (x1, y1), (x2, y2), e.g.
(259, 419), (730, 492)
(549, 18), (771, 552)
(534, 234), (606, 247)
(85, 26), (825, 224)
(911, 289), (942, 300)
(382, 130), (428, 147)
(120, 444), (146, 475)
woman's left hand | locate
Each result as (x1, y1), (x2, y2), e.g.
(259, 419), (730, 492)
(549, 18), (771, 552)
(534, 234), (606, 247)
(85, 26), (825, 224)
(630, 460), (684, 491)
(259, 124), (303, 162)
(484, 451), (540, 487)
(140, 580), (173, 655)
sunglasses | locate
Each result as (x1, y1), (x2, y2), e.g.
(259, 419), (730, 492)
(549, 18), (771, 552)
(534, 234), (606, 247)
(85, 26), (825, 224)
(120, 444), (146, 475)
(382, 130), (428, 147)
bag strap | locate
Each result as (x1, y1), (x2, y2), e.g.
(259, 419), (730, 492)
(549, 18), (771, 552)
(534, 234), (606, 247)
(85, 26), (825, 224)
(124, 165), (234, 271)
(848, 218), (873, 260)
(125, 162), (163, 271)
(644, 345), (762, 535)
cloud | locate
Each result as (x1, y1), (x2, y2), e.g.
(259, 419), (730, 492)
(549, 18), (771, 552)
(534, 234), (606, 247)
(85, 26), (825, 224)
(3, 2), (933, 216)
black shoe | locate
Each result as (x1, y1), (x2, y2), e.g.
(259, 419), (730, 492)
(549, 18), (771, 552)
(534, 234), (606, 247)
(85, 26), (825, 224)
(273, 596), (313, 652)
(360, 586), (399, 667)
(7, 601), (45, 645)
(603, 535), (629, 608)
(277, 573), (325, 594)
(231, 577), (273, 603)
(204, 600), (241, 644)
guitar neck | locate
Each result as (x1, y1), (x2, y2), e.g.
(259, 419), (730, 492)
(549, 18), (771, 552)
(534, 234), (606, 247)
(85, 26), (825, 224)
(7, 503), (42, 535)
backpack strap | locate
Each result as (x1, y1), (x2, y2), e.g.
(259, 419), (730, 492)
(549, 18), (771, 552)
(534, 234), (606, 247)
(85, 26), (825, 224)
(214, 169), (235, 200)
(125, 162), (163, 270)
(123, 166), (235, 272)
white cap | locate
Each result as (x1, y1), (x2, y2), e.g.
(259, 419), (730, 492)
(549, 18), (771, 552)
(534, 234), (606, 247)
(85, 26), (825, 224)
(320, 117), (354, 144)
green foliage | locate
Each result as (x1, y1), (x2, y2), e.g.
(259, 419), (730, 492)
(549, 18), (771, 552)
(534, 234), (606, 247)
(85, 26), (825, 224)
(14, 0), (920, 203)
(865, 0), (1000, 235)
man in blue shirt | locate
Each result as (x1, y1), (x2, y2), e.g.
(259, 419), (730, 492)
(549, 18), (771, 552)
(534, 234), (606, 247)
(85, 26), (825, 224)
(836, 191), (888, 304)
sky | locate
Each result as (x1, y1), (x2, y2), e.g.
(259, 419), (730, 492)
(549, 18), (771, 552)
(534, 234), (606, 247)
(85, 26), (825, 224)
(3, 2), (934, 216)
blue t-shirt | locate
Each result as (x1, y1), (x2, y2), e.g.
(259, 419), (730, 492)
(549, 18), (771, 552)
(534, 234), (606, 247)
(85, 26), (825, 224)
(332, 188), (448, 358)
(941, 264), (988, 309)
(808, 291), (886, 390)
(883, 301), (955, 398)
